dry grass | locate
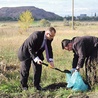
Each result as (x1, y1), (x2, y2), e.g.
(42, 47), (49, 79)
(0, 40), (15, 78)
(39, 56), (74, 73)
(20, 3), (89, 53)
(0, 21), (98, 97)
(0, 21), (98, 65)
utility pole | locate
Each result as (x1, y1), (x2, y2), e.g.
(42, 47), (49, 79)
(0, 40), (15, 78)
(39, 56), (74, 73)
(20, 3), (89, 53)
(72, 0), (74, 30)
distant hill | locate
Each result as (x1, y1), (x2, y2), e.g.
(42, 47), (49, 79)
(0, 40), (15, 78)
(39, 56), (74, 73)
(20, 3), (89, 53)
(0, 6), (63, 21)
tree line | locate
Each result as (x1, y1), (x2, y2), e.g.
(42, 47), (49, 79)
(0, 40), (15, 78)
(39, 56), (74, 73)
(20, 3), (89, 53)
(65, 16), (98, 21)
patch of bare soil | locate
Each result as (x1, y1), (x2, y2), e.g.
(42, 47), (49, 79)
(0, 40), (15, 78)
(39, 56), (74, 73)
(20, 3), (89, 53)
(43, 82), (67, 91)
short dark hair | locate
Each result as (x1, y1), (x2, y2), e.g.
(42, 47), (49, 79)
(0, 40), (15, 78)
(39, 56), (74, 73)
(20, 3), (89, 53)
(49, 27), (56, 33)
(61, 39), (71, 49)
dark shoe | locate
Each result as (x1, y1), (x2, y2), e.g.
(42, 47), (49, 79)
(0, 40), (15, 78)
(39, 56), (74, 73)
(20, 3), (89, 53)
(34, 85), (42, 91)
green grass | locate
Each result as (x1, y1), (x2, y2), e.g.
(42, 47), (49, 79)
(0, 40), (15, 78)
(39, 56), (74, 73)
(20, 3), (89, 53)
(0, 21), (98, 98)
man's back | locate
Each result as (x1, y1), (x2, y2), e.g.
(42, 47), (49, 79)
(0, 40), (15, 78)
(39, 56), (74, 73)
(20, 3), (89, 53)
(72, 36), (98, 57)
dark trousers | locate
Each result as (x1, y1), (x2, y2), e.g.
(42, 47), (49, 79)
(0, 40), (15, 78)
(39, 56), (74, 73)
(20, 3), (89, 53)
(20, 58), (42, 88)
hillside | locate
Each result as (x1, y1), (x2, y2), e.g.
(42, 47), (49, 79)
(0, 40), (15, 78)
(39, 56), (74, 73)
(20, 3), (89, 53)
(0, 6), (63, 21)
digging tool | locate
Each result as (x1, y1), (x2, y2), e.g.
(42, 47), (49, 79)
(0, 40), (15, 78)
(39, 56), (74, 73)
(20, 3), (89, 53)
(42, 62), (71, 73)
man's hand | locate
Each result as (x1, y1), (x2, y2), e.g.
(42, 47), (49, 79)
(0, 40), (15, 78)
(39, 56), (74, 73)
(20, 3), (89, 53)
(49, 62), (55, 68)
(76, 66), (80, 71)
(37, 59), (42, 65)
(34, 56), (42, 65)
(71, 68), (76, 73)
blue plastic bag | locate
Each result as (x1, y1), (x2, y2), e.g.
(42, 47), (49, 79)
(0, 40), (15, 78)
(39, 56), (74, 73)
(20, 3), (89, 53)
(66, 71), (88, 91)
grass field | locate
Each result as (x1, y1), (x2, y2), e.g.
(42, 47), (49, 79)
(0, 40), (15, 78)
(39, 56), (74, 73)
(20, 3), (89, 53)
(0, 21), (98, 98)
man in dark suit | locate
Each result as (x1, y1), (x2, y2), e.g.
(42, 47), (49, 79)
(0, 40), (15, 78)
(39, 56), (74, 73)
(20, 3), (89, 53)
(61, 36), (98, 71)
(18, 27), (56, 90)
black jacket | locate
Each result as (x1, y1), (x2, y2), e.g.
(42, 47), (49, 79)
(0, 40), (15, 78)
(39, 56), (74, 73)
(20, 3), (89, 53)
(18, 31), (53, 61)
(71, 36), (98, 68)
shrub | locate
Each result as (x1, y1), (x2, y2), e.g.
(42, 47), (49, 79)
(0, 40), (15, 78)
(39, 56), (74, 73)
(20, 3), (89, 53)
(39, 19), (51, 27)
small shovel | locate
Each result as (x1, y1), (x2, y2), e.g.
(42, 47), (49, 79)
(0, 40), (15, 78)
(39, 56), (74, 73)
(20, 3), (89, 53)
(42, 62), (71, 73)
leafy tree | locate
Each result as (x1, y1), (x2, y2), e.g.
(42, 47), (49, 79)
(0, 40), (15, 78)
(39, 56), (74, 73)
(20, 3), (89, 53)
(18, 10), (34, 33)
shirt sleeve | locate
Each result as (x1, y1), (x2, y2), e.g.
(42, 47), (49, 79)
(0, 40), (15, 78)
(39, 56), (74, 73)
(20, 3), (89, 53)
(47, 39), (53, 62)
(72, 53), (79, 68)
(76, 43), (85, 68)
(27, 34), (38, 60)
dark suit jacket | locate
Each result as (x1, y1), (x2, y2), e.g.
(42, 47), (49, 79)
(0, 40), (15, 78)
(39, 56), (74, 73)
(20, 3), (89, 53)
(71, 36), (98, 68)
(18, 31), (53, 61)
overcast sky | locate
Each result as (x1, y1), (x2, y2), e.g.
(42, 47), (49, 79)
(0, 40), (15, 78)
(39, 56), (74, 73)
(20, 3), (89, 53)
(0, 0), (98, 17)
